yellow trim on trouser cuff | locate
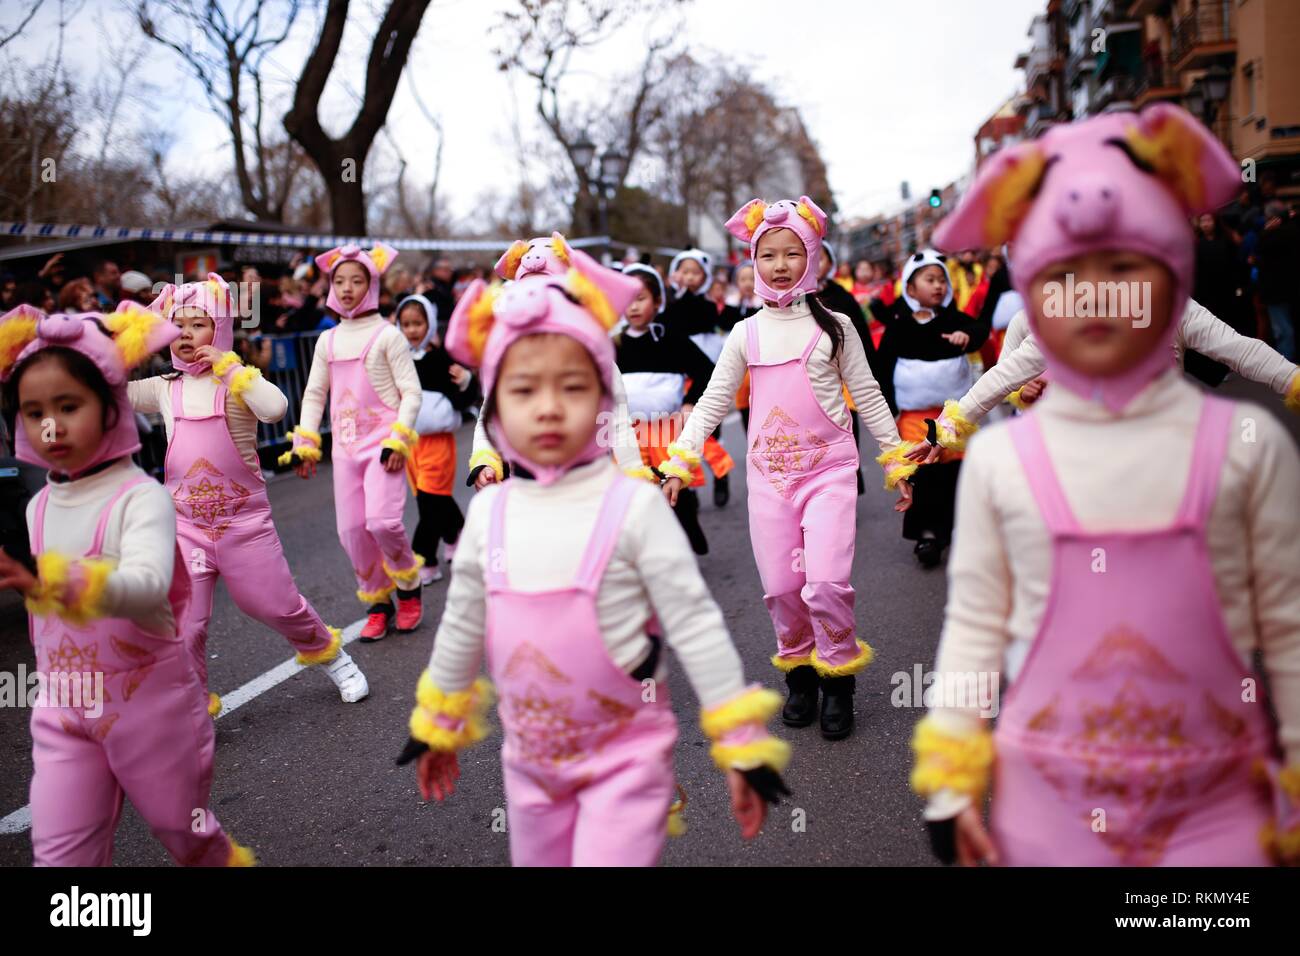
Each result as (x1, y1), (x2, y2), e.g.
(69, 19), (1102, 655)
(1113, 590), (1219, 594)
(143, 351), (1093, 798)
(384, 554), (425, 589)
(468, 448), (505, 481)
(934, 399), (978, 451)
(207, 692), (222, 717)
(700, 687), (783, 739)
(227, 838), (257, 867)
(710, 736), (792, 773)
(810, 639), (874, 677)
(357, 583), (396, 605)
(211, 351), (242, 378)
(909, 714), (995, 801)
(1286, 372), (1300, 414)
(623, 465), (658, 483)
(296, 626), (342, 666)
(770, 652), (815, 673)
(875, 442), (919, 489)
(667, 787), (688, 837)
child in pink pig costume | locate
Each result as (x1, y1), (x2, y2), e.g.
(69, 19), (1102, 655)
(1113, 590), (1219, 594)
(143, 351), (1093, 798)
(130, 274), (368, 712)
(467, 232), (649, 490)
(910, 103), (1300, 867)
(397, 256), (792, 867)
(280, 244), (426, 641)
(0, 303), (254, 867)
(661, 196), (917, 741)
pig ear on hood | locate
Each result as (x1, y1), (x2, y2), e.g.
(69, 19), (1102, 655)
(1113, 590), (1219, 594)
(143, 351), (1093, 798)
(932, 141), (1048, 253)
(495, 240), (528, 280)
(725, 199), (768, 243)
(1121, 103), (1242, 215)
(444, 278), (498, 368)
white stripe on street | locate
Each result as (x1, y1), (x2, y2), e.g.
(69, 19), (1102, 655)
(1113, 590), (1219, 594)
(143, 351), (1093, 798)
(0, 618), (367, 837)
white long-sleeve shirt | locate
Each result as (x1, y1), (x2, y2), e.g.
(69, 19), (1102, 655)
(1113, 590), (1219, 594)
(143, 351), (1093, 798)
(674, 295), (903, 460)
(958, 299), (1299, 421)
(471, 364), (645, 474)
(426, 456), (747, 709)
(297, 316), (422, 437)
(26, 459), (178, 638)
(128, 369), (288, 472)
(926, 370), (1300, 818)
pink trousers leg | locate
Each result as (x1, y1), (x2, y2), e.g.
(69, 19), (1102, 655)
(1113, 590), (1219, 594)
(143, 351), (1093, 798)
(29, 709), (124, 867)
(362, 455), (419, 587)
(502, 760), (578, 867)
(333, 453), (390, 598)
(799, 482), (861, 669)
(748, 488), (814, 663)
(176, 522), (218, 691)
(571, 739), (676, 867)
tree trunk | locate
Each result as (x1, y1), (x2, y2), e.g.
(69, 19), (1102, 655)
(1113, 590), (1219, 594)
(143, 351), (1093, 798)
(328, 169), (368, 235)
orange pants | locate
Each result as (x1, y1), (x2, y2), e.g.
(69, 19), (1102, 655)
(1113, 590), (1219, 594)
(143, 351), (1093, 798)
(406, 433), (457, 496)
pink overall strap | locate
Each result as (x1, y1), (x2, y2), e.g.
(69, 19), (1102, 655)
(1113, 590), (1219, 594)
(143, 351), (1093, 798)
(745, 316), (761, 364)
(322, 328), (335, 362)
(169, 376), (185, 417)
(1007, 414), (1080, 535)
(573, 476), (638, 593)
(485, 483), (511, 589)
(799, 323), (823, 363)
(1173, 395), (1235, 528)
(89, 475), (154, 557)
(30, 486), (51, 553)
(212, 383), (228, 415)
(358, 324), (389, 363)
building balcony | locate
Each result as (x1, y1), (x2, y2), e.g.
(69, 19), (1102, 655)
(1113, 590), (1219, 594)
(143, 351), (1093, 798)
(1126, 0), (1166, 16)
(1171, 3), (1235, 71)
(1133, 60), (1182, 106)
(1094, 73), (1138, 111)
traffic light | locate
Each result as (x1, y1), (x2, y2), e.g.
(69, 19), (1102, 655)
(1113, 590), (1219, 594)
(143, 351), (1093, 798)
(928, 188), (942, 209)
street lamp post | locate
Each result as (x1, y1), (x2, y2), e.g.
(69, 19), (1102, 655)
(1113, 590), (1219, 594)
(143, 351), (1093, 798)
(572, 133), (626, 264)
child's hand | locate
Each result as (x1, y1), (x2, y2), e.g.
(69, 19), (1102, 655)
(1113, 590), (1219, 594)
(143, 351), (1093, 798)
(662, 476), (684, 506)
(449, 364), (469, 386)
(1019, 377), (1047, 405)
(417, 750), (460, 802)
(193, 345), (224, 368)
(955, 806), (999, 866)
(0, 548), (37, 595)
(474, 467), (498, 491)
(294, 459), (316, 480)
(726, 769), (768, 840)
(894, 479), (914, 513)
(383, 449), (407, 472)
(941, 330), (970, 349)
(904, 440), (942, 465)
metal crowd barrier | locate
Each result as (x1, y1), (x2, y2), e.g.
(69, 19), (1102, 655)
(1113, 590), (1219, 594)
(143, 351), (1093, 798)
(254, 330), (330, 453)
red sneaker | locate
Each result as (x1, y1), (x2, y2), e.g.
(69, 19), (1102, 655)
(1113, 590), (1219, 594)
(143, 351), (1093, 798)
(394, 594), (423, 633)
(359, 610), (391, 643)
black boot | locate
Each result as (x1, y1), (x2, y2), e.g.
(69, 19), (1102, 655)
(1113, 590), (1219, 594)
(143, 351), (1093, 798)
(782, 665), (820, 727)
(915, 538), (942, 569)
(713, 473), (730, 508)
(819, 675), (855, 740)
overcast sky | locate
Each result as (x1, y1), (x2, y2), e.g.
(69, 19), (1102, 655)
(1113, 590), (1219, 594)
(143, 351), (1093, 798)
(11, 0), (1046, 229)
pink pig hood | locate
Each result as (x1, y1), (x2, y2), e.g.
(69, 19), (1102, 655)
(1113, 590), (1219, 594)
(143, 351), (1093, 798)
(444, 248), (642, 485)
(0, 303), (180, 476)
(725, 196), (828, 309)
(494, 232), (575, 282)
(314, 243), (399, 319)
(933, 104), (1241, 411)
(147, 272), (237, 375)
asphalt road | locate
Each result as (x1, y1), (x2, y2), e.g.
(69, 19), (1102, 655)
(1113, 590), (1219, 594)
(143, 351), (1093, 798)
(1, 375), (1295, 866)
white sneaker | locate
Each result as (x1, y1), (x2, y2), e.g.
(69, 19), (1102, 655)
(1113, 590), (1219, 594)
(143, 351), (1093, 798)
(323, 650), (369, 703)
(419, 565), (444, 586)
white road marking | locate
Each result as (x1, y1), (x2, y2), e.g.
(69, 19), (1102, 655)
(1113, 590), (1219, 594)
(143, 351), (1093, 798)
(0, 618), (367, 837)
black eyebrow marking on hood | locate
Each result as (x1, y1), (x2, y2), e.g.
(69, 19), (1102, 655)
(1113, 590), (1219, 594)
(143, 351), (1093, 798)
(1104, 136), (1156, 175)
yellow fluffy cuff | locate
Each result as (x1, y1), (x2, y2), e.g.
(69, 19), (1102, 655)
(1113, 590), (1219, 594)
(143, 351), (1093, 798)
(770, 652), (815, 673)
(811, 640), (874, 677)
(211, 351), (242, 378)
(384, 554), (425, 588)
(277, 427), (323, 466)
(658, 460), (694, 483)
(1005, 388), (1028, 411)
(409, 673), (495, 752)
(623, 465), (659, 483)
(700, 687), (783, 740)
(710, 736), (792, 774)
(909, 715), (995, 801)
(875, 442), (919, 489)
(468, 448), (505, 481)
(295, 626), (342, 666)
(934, 399), (978, 451)
(1285, 372), (1300, 414)
(26, 553), (115, 625)
(665, 442), (701, 468)
(356, 582), (395, 605)
(227, 365), (261, 400)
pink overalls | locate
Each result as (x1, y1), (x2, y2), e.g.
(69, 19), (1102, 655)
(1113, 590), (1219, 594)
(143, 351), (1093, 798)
(28, 476), (237, 866)
(165, 377), (333, 689)
(485, 476), (680, 866)
(992, 396), (1276, 865)
(324, 325), (418, 599)
(745, 318), (861, 666)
